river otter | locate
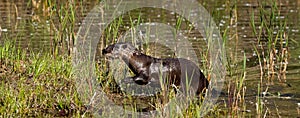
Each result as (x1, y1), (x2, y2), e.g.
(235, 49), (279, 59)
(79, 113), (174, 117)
(102, 42), (209, 95)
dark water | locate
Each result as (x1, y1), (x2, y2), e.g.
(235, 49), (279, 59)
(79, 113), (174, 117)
(0, 0), (300, 117)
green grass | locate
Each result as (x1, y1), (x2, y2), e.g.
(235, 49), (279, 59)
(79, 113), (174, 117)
(0, 40), (87, 117)
(250, 0), (289, 84)
(0, 0), (295, 117)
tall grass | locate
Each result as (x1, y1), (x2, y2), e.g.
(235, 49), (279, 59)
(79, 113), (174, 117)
(250, 0), (289, 85)
(250, 0), (290, 117)
(0, 0), (295, 117)
(0, 40), (87, 117)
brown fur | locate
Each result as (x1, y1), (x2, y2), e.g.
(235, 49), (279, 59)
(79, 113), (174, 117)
(102, 42), (209, 95)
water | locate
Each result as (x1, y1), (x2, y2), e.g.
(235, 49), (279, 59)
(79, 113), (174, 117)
(0, 0), (299, 117)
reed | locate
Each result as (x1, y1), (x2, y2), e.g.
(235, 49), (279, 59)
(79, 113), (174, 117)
(250, 0), (289, 85)
(0, 0), (296, 117)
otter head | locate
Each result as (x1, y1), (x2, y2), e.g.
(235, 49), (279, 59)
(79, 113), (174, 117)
(102, 42), (139, 59)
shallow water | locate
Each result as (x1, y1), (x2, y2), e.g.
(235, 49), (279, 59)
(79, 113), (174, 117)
(0, 0), (299, 117)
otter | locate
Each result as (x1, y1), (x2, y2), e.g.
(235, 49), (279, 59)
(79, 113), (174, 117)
(102, 42), (209, 95)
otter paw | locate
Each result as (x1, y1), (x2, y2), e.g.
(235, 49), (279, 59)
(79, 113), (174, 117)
(133, 77), (149, 85)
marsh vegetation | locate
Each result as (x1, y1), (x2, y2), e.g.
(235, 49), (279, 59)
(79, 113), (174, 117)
(0, 0), (299, 117)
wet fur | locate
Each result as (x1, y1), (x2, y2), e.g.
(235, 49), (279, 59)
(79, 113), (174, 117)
(102, 42), (209, 95)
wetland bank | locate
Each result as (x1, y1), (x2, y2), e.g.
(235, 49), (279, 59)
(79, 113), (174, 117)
(0, 0), (300, 117)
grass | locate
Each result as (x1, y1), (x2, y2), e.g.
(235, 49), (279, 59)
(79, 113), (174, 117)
(0, 40), (88, 117)
(250, 0), (289, 85)
(0, 0), (296, 117)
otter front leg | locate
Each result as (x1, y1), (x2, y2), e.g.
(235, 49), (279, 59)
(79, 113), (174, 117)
(133, 73), (150, 85)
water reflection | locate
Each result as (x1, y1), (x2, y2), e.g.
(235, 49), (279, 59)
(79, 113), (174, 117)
(0, 0), (299, 117)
